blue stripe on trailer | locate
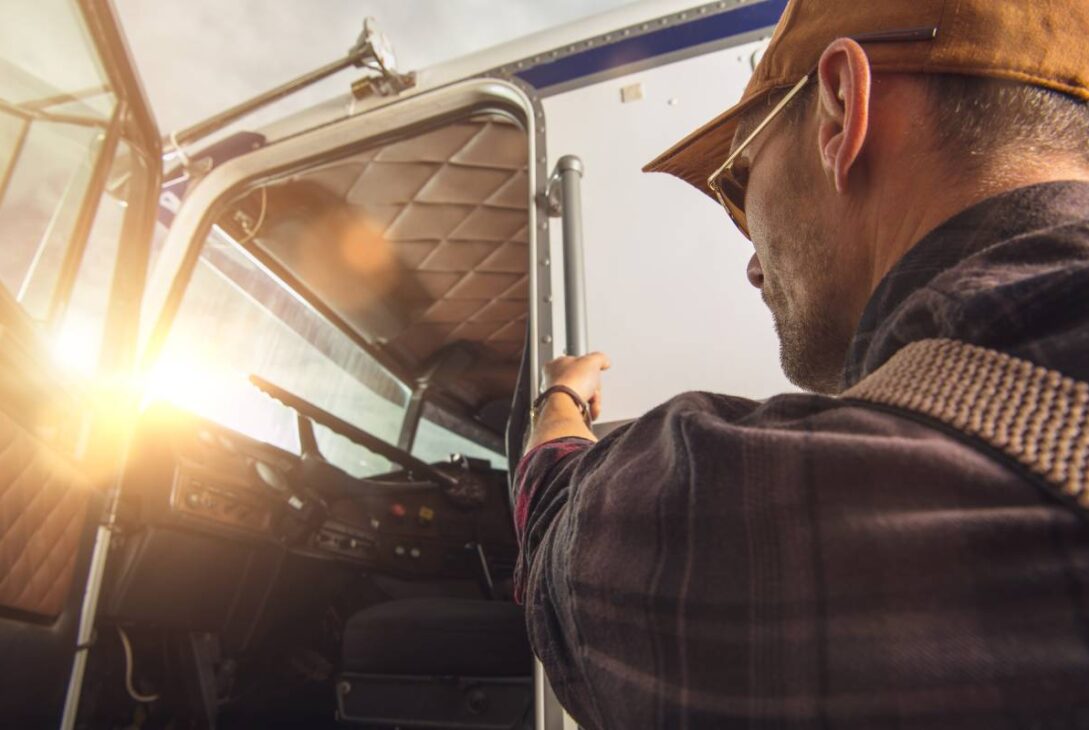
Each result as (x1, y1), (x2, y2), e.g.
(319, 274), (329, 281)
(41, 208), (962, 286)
(157, 131), (266, 228)
(516, 0), (787, 89)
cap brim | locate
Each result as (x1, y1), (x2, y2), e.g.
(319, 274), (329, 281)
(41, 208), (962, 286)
(642, 93), (767, 201)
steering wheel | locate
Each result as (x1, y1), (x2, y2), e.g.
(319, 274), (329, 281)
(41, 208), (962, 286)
(249, 374), (457, 485)
(249, 375), (497, 512)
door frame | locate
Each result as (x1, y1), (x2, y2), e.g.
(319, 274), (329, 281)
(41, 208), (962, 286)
(0, 0), (162, 725)
(141, 77), (554, 400)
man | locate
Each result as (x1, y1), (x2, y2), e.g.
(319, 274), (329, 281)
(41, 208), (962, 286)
(512, 1), (1089, 727)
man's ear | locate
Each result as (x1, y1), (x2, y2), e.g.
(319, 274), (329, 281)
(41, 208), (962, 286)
(817, 38), (872, 193)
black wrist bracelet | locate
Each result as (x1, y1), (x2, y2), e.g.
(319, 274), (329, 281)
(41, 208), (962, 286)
(532, 385), (593, 429)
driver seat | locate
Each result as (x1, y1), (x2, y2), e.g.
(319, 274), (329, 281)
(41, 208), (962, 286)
(336, 597), (533, 728)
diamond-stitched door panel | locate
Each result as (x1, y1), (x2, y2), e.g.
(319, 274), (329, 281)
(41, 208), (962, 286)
(0, 407), (93, 618)
(256, 116), (530, 410)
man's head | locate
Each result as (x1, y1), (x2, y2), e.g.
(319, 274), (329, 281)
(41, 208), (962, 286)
(735, 43), (1089, 393)
(644, 0), (1089, 394)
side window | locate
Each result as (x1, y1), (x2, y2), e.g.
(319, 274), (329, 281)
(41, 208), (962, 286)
(0, 0), (155, 376)
(412, 406), (506, 469)
(0, 120), (109, 319)
(52, 141), (150, 374)
(0, 0), (119, 318)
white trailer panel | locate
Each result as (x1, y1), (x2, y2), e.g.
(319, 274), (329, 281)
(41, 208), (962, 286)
(541, 37), (792, 422)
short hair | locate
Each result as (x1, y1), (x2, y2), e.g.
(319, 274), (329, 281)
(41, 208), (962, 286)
(749, 74), (1089, 169)
(925, 75), (1089, 169)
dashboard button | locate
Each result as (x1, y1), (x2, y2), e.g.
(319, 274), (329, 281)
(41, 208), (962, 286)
(389, 503), (406, 519)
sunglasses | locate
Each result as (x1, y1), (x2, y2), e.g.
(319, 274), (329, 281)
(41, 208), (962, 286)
(707, 26), (939, 240)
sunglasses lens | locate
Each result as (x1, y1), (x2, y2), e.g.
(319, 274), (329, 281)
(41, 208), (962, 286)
(711, 172), (750, 240)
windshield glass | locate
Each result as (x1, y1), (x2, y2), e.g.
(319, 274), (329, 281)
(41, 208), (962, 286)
(413, 414), (505, 470)
(146, 110), (529, 476)
(148, 224), (411, 476)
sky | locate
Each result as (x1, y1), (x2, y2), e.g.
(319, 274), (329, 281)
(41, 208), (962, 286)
(114, 0), (638, 134)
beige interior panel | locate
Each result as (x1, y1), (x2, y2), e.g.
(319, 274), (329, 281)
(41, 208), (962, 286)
(255, 115), (530, 415)
(0, 407), (94, 618)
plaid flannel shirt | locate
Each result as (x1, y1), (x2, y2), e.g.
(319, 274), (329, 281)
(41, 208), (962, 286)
(512, 182), (1089, 729)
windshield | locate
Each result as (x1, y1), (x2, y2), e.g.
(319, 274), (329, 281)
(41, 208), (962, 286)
(148, 224), (412, 476)
(414, 412), (505, 470)
(144, 109), (530, 476)
(147, 222), (507, 476)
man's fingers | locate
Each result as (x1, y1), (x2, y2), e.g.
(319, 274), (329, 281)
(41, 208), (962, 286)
(547, 352), (611, 371)
(543, 353), (611, 407)
(586, 351), (612, 370)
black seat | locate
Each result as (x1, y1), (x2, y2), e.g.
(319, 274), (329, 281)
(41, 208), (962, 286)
(337, 598), (533, 727)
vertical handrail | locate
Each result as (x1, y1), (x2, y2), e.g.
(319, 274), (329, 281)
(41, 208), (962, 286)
(535, 662), (567, 730)
(538, 155), (589, 730)
(60, 432), (132, 730)
(555, 156), (588, 357)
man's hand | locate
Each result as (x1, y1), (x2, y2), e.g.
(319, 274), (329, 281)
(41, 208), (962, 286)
(543, 352), (612, 421)
(525, 352), (612, 452)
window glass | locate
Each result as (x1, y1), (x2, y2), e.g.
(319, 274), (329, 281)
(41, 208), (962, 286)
(0, 120), (107, 318)
(149, 226), (411, 477)
(413, 415), (505, 469)
(311, 424), (399, 479)
(0, 0), (118, 318)
(0, 1), (114, 111)
(51, 142), (142, 375)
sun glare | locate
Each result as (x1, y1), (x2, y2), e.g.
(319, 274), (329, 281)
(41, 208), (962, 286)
(49, 320), (281, 438)
(139, 346), (298, 452)
(50, 319), (101, 378)
(141, 356), (244, 415)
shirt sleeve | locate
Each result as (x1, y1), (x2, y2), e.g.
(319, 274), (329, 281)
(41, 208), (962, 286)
(511, 436), (595, 604)
(514, 394), (771, 730)
(508, 393), (758, 729)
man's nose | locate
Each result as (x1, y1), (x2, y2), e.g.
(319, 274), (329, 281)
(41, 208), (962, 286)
(746, 253), (765, 289)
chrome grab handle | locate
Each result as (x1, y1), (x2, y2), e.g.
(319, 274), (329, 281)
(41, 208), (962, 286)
(538, 155), (588, 730)
(546, 155), (588, 358)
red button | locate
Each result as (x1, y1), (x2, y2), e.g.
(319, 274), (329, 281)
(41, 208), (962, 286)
(389, 503), (406, 519)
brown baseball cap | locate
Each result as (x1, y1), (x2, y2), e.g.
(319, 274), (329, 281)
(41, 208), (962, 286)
(643, 0), (1089, 200)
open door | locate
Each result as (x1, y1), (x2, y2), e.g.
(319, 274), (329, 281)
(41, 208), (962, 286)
(0, 0), (161, 726)
(118, 57), (578, 722)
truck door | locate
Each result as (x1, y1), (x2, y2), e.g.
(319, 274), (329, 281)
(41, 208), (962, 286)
(0, 1), (161, 725)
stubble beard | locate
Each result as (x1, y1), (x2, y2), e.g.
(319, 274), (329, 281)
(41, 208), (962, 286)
(762, 219), (854, 395)
(769, 289), (851, 394)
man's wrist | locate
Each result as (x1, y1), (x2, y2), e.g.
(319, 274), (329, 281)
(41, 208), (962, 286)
(532, 385), (591, 428)
(525, 388), (597, 450)
(537, 389), (584, 420)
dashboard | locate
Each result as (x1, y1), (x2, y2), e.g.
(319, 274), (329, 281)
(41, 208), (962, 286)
(103, 405), (517, 643)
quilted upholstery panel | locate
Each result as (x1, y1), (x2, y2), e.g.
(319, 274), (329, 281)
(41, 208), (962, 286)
(258, 116), (529, 406)
(0, 407), (93, 618)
